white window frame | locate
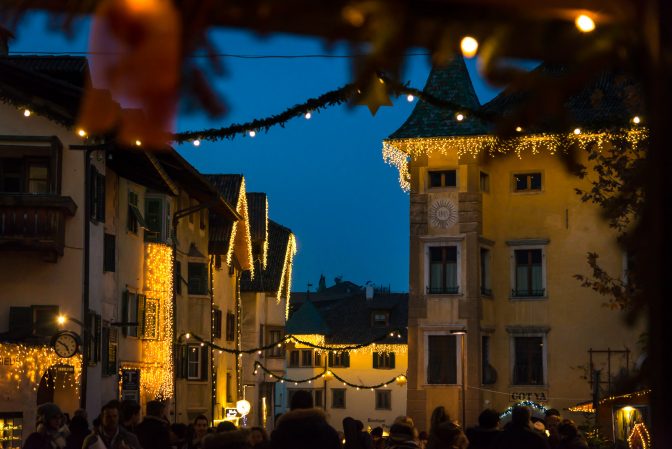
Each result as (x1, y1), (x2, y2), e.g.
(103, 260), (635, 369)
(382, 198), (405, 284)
(424, 239), (462, 296)
(187, 344), (202, 380)
(423, 330), (462, 386)
(507, 327), (549, 386)
(507, 240), (548, 300)
(144, 194), (171, 242)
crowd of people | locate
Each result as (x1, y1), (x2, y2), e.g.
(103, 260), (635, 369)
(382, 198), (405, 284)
(22, 396), (591, 449)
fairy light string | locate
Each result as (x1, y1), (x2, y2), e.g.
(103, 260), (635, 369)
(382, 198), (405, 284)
(177, 329), (405, 355)
(252, 360), (407, 389)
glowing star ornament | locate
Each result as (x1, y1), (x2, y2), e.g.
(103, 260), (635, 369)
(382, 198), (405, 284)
(460, 36), (479, 58)
(356, 76), (393, 116)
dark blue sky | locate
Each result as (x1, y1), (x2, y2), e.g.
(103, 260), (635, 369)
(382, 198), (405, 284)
(11, 13), (500, 293)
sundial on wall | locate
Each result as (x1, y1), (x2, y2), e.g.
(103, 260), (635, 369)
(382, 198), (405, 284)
(429, 199), (458, 229)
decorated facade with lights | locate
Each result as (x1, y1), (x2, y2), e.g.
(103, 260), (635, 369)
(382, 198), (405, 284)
(385, 55), (646, 431)
(281, 281), (409, 429)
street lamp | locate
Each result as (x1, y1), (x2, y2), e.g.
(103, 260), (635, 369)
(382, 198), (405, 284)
(450, 329), (467, 427)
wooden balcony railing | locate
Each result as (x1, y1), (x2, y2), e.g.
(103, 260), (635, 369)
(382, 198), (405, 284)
(0, 194), (77, 261)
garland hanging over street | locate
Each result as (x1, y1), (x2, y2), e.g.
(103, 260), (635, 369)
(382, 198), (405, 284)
(173, 76), (490, 144)
(253, 360), (407, 389)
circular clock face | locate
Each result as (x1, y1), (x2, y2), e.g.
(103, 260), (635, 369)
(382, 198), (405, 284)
(52, 332), (79, 358)
(429, 199), (458, 229)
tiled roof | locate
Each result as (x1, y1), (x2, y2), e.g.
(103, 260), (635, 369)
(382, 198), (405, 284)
(388, 55), (486, 139)
(241, 220), (292, 293)
(204, 174), (242, 206)
(246, 192), (267, 244)
(482, 64), (644, 131)
(286, 299), (330, 335)
(205, 174), (244, 255)
(3, 55), (89, 88)
(290, 283), (408, 345)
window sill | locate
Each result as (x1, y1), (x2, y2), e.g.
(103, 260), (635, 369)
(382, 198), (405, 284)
(186, 379), (208, 384)
(426, 293), (463, 298)
(509, 296), (548, 301)
(509, 384), (548, 388)
(421, 383), (459, 387)
(512, 190), (543, 195)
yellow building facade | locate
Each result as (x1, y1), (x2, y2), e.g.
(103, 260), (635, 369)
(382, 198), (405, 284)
(385, 57), (645, 431)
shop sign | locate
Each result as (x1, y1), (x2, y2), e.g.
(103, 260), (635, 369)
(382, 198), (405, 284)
(52, 364), (75, 373)
(510, 391), (548, 402)
(0, 357), (17, 366)
(225, 408), (240, 418)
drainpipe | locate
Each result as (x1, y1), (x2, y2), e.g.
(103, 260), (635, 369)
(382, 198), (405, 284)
(81, 147), (94, 410)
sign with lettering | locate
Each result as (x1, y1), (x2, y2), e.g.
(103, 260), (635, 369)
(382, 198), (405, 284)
(52, 364), (75, 374)
(121, 369), (140, 402)
(1, 357), (17, 366)
(510, 392), (548, 402)
(225, 408), (240, 418)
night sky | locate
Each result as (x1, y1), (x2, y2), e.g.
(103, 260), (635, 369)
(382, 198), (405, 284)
(11, 13), (500, 293)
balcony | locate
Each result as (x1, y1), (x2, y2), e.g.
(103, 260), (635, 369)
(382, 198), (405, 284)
(0, 194), (77, 261)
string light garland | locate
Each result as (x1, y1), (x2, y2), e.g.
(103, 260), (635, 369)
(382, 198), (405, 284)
(141, 243), (174, 400)
(500, 401), (549, 419)
(628, 422), (651, 449)
(176, 329), (405, 355)
(566, 389), (651, 413)
(253, 361), (407, 389)
(383, 128), (649, 191)
(173, 77), (488, 144)
(226, 178), (254, 277)
(277, 233), (297, 319)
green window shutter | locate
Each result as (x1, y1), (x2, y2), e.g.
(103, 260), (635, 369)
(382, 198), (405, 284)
(177, 345), (188, 379)
(200, 346), (209, 381)
(373, 352), (379, 369)
(344, 352), (350, 367)
(390, 352), (396, 369)
(121, 292), (128, 337)
(328, 352), (334, 367)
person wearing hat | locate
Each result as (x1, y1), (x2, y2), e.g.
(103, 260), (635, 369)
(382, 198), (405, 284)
(387, 422), (420, 449)
(23, 402), (68, 449)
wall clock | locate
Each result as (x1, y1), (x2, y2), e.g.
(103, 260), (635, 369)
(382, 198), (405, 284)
(51, 331), (80, 358)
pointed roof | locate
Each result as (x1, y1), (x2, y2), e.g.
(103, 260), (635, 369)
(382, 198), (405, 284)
(241, 220), (293, 293)
(388, 55), (486, 139)
(246, 192), (268, 245)
(205, 174), (242, 206)
(285, 298), (330, 335)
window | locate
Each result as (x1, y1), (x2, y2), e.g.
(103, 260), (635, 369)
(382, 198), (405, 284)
(481, 335), (496, 385)
(512, 336), (545, 385)
(375, 390), (391, 410)
(428, 246), (458, 294)
(301, 350), (315, 367)
(371, 311), (389, 327)
(90, 166), (105, 223)
(122, 291), (139, 337)
(314, 390), (324, 408)
(267, 328), (285, 358)
(373, 352), (395, 369)
(0, 157), (51, 193)
(225, 312), (236, 342)
(288, 390), (323, 408)
(480, 171), (490, 193)
(188, 263), (208, 295)
(328, 352), (350, 368)
(102, 325), (118, 376)
(427, 334), (457, 384)
(514, 172), (542, 192)
(86, 312), (101, 365)
(187, 345), (202, 380)
(104, 234), (116, 272)
(289, 350), (300, 367)
(331, 389), (346, 409)
(480, 248), (491, 296)
(33, 305), (59, 337)
(429, 170), (457, 188)
(213, 309), (222, 339)
(144, 196), (170, 242)
(513, 249), (545, 297)
(127, 191), (146, 234)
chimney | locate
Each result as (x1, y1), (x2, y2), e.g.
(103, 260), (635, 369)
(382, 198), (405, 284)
(365, 285), (374, 300)
(0, 24), (13, 56)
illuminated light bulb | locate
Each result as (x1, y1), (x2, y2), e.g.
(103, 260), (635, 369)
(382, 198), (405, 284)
(280, 380), (284, 383)
(308, 380), (311, 384)
(370, 388), (374, 391)
(218, 350), (222, 354)
(573, 128), (581, 135)
(294, 382), (298, 385)
(257, 350), (262, 355)
(378, 77), (385, 84)
(23, 109), (32, 117)
(135, 140), (142, 147)
(249, 130), (256, 138)
(343, 382), (346, 386)
(357, 387), (360, 391)
(269, 374), (273, 378)
(575, 14), (595, 33)
(384, 384), (387, 387)
(200, 342), (204, 347)
(460, 36), (479, 58)
(185, 333), (190, 339)
(77, 129), (87, 137)
(407, 94), (414, 102)
(516, 126), (523, 132)
(193, 139), (201, 147)
(277, 343), (281, 347)
(633, 116), (641, 124)
(456, 113), (465, 122)
(238, 353), (243, 358)
(390, 332), (395, 336)
(57, 315), (66, 325)
(305, 112), (312, 119)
